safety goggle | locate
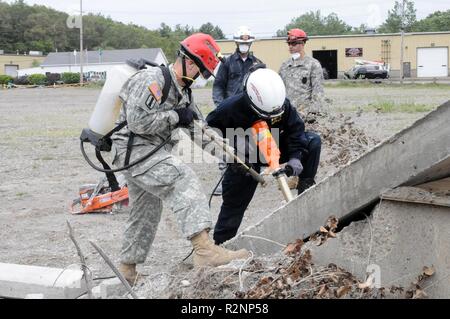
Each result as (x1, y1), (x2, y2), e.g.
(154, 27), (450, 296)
(287, 41), (305, 46)
(235, 35), (255, 41)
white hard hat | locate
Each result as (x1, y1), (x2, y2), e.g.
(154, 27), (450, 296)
(244, 68), (286, 119)
(234, 26), (255, 43)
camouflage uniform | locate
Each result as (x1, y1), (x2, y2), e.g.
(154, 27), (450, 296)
(111, 66), (212, 264)
(279, 55), (325, 114)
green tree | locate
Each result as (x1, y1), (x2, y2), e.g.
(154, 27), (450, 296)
(199, 22), (225, 39)
(277, 10), (353, 36)
(0, 0), (227, 62)
(413, 10), (450, 32)
(378, 0), (417, 33)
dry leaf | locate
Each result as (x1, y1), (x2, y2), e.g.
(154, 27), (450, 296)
(328, 231), (337, 238)
(259, 277), (273, 285)
(318, 285), (327, 297)
(283, 239), (303, 255)
(320, 226), (329, 233)
(336, 286), (351, 298)
(423, 266), (435, 277)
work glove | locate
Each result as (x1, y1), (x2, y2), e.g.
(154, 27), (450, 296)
(175, 108), (198, 126)
(285, 158), (303, 177)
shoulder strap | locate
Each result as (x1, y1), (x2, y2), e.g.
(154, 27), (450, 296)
(158, 66), (172, 105)
(127, 58), (172, 105)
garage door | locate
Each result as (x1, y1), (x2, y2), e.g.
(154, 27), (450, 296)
(4, 64), (18, 77)
(417, 47), (448, 78)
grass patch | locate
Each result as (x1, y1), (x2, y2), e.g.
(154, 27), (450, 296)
(83, 81), (105, 89)
(325, 81), (450, 90)
(16, 192), (27, 197)
(336, 101), (435, 113)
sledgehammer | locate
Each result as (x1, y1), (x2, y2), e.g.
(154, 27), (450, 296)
(251, 121), (294, 203)
(194, 121), (266, 186)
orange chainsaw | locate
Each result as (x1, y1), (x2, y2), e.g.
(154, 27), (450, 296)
(71, 178), (129, 215)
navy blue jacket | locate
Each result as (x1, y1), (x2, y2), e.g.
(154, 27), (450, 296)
(212, 51), (262, 107)
(206, 93), (307, 165)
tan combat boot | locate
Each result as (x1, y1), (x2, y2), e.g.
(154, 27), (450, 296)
(118, 263), (138, 286)
(191, 230), (250, 267)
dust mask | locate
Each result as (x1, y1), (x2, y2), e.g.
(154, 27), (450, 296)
(238, 44), (250, 54)
(291, 53), (301, 60)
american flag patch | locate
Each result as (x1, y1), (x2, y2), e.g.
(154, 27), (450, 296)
(148, 82), (162, 102)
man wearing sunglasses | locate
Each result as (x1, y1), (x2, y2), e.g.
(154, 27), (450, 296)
(111, 33), (249, 285)
(279, 29), (325, 116)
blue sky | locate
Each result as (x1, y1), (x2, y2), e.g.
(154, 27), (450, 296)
(6, 0), (450, 38)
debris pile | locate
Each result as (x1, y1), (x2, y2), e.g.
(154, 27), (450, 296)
(304, 113), (380, 177)
(137, 216), (435, 299)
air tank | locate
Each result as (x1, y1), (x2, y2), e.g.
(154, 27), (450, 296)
(88, 64), (137, 136)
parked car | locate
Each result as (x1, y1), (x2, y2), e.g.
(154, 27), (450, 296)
(344, 64), (389, 79)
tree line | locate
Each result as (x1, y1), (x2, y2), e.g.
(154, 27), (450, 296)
(277, 1), (450, 36)
(1, 0), (449, 61)
(0, 0), (225, 61)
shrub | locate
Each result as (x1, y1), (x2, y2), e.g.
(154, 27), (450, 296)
(0, 75), (14, 85)
(46, 73), (61, 85)
(14, 75), (30, 85)
(61, 72), (80, 84)
(28, 74), (47, 85)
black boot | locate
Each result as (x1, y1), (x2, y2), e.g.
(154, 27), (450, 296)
(297, 178), (316, 195)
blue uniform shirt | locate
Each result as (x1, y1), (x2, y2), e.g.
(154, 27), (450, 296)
(212, 51), (262, 107)
(206, 93), (307, 165)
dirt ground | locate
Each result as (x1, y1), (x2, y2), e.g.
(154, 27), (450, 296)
(1, 85), (449, 295)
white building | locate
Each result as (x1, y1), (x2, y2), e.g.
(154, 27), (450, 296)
(18, 48), (168, 79)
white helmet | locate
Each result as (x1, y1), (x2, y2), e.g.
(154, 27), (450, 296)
(244, 68), (286, 119)
(233, 26), (255, 43)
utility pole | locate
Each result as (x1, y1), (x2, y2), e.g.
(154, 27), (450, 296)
(400, 0), (405, 84)
(80, 0), (84, 85)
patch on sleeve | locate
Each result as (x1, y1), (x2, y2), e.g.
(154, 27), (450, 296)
(148, 82), (163, 102)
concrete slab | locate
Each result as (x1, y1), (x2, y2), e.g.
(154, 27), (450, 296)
(0, 263), (87, 299)
(306, 201), (450, 298)
(99, 278), (127, 298)
(227, 101), (450, 255)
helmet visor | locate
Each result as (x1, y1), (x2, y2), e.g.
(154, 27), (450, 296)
(234, 34), (255, 43)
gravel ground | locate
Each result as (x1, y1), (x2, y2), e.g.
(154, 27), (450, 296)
(0, 85), (449, 290)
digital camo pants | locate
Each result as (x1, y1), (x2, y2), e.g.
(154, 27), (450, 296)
(119, 152), (212, 264)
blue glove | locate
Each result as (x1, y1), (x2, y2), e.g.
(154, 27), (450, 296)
(285, 158), (303, 177)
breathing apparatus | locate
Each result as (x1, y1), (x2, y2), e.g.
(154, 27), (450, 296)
(79, 58), (173, 193)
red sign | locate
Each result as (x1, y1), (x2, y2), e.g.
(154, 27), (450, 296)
(346, 48), (363, 57)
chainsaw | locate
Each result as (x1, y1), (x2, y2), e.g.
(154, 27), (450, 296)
(71, 177), (129, 215)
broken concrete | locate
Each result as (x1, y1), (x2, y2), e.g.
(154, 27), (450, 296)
(381, 186), (450, 207)
(227, 101), (450, 255)
(0, 263), (87, 299)
(306, 200), (450, 299)
(99, 278), (128, 299)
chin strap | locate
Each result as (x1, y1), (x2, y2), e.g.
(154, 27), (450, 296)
(180, 54), (200, 88)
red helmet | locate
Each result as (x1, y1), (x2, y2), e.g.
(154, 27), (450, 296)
(287, 29), (308, 43)
(180, 33), (222, 79)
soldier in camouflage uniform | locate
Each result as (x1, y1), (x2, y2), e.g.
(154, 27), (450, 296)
(111, 33), (249, 285)
(279, 29), (325, 115)
(279, 29), (324, 192)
